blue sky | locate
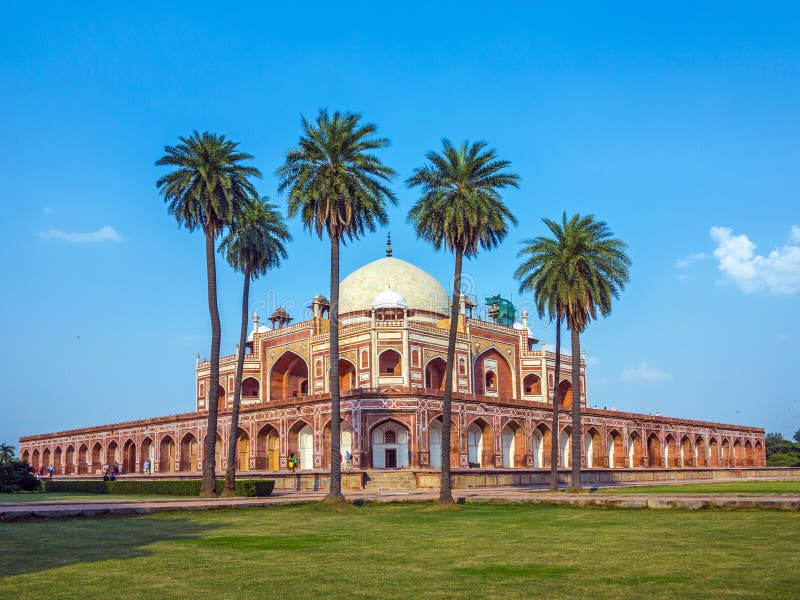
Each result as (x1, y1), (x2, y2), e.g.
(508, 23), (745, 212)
(1, 2), (799, 447)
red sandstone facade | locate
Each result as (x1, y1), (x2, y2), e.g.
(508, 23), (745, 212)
(19, 255), (765, 476)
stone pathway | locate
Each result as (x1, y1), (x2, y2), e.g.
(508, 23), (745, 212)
(2, 483), (799, 520)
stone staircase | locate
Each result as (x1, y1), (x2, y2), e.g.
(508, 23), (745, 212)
(362, 470), (418, 491)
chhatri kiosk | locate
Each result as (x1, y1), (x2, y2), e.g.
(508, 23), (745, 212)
(20, 243), (764, 484)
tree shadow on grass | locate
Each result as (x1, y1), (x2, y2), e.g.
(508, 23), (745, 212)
(0, 515), (220, 577)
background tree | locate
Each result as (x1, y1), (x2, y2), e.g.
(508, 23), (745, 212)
(0, 443), (15, 465)
(277, 110), (396, 502)
(219, 197), (290, 495)
(765, 431), (800, 467)
(407, 139), (518, 505)
(515, 227), (574, 490)
(157, 131), (260, 496)
(543, 213), (630, 490)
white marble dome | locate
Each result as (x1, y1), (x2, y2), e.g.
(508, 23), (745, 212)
(339, 257), (449, 316)
(372, 287), (408, 310)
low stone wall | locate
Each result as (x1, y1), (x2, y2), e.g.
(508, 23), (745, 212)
(418, 467), (800, 489)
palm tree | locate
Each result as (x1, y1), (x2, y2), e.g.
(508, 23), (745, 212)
(407, 140), (519, 505)
(515, 232), (572, 490)
(156, 131), (260, 496)
(219, 197), (291, 495)
(522, 213), (630, 491)
(277, 110), (396, 502)
(0, 443), (15, 465)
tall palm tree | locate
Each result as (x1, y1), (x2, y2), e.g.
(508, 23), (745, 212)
(407, 140), (519, 505)
(0, 443), (15, 465)
(277, 110), (396, 502)
(219, 197), (291, 495)
(156, 131), (260, 496)
(515, 232), (572, 490)
(524, 213), (630, 491)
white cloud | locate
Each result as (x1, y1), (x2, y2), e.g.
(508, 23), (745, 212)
(38, 225), (122, 243)
(42, 207), (53, 214)
(585, 356), (600, 367)
(621, 362), (672, 383)
(674, 252), (710, 269)
(710, 226), (800, 295)
(592, 377), (609, 385)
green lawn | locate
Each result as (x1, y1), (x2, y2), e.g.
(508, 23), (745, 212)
(0, 492), (184, 504)
(590, 480), (800, 495)
(1, 503), (798, 599)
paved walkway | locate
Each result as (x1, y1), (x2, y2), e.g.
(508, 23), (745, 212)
(2, 483), (799, 520)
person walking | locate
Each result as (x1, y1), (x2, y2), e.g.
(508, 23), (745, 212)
(47, 464), (54, 478)
(143, 458), (151, 475)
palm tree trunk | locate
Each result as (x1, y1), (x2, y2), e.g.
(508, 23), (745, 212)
(224, 267), (251, 495)
(549, 315), (562, 490)
(569, 327), (582, 491)
(439, 247), (463, 506)
(326, 235), (344, 501)
(201, 228), (221, 497)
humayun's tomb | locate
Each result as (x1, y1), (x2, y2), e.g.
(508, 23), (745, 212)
(19, 245), (765, 488)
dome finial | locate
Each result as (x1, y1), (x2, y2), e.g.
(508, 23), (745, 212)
(386, 232), (392, 257)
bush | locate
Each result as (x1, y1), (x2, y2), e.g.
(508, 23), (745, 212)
(0, 461), (39, 493)
(766, 452), (800, 467)
(42, 478), (275, 497)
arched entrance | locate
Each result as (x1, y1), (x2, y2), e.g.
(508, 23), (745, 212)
(425, 357), (447, 391)
(378, 349), (402, 376)
(123, 439), (137, 473)
(560, 427), (572, 468)
(31, 449), (40, 469)
(159, 435), (175, 473)
(721, 439), (731, 466)
(180, 434), (198, 472)
(647, 434), (662, 467)
(584, 428), (602, 468)
(141, 438), (154, 471)
(754, 440), (764, 466)
(77, 444), (88, 474)
(107, 441), (118, 468)
(629, 432), (643, 468)
(558, 380), (573, 408)
(42, 448), (51, 470)
(237, 429), (250, 471)
(256, 424), (280, 470)
(473, 349), (513, 398)
(501, 421), (524, 468)
(428, 417), (459, 469)
(299, 424), (314, 470)
(744, 440), (754, 466)
(216, 385), (226, 411)
(523, 373), (542, 396)
(371, 420), (410, 469)
(695, 437), (707, 467)
(241, 377), (260, 399)
(733, 440), (743, 467)
(270, 351), (309, 399)
(467, 419), (494, 467)
(53, 447), (63, 475)
(709, 438), (719, 467)
(664, 435), (678, 468)
(65, 445), (75, 474)
(680, 436), (692, 468)
(338, 359), (356, 392)
(321, 419), (354, 469)
(91, 442), (102, 473)
(532, 424), (551, 468)
(607, 430), (624, 468)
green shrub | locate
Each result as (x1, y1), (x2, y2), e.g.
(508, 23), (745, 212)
(0, 461), (40, 493)
(41, 478), (275, 497)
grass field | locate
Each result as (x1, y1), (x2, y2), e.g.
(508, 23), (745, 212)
(590, 480), (800, 495)
(0, 492), (184, 504)
(1, 502), (798, 599)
